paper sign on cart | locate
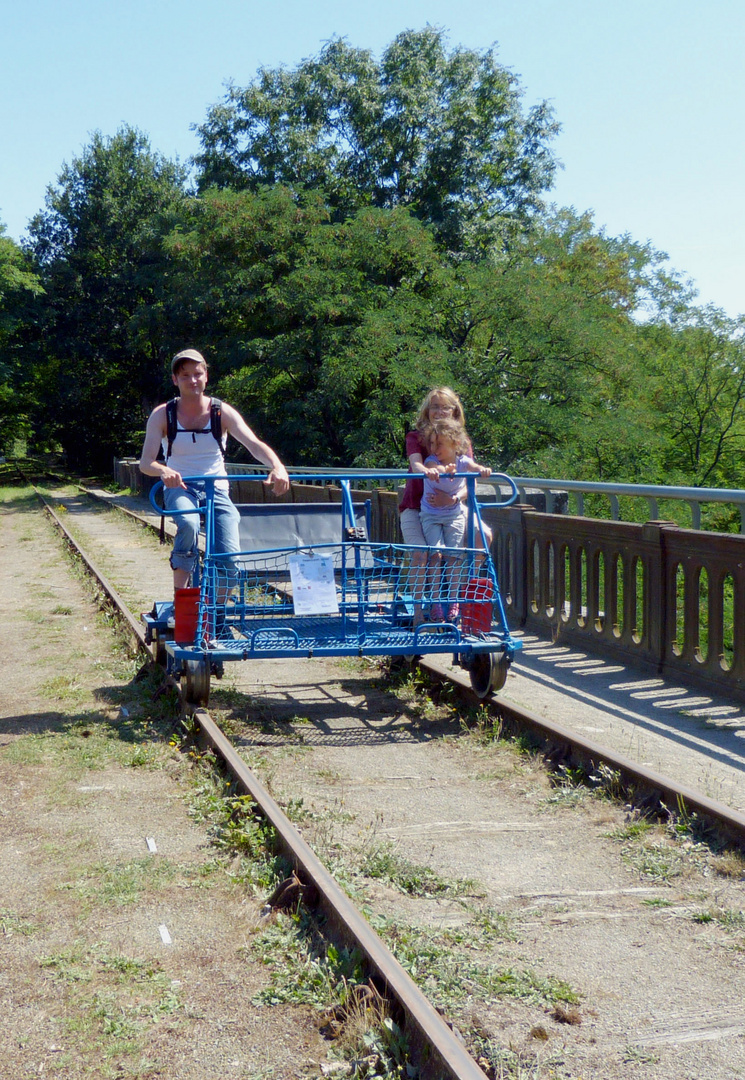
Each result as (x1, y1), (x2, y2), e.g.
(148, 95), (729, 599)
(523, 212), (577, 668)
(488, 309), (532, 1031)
(288, 553), (339, 615)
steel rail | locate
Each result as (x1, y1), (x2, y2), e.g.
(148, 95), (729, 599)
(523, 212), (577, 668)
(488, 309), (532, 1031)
(419, 658), (745, 853)
(20, 471), (152, 657)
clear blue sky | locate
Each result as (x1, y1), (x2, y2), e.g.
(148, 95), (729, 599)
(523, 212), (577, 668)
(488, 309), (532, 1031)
(2, 0), (743, 317)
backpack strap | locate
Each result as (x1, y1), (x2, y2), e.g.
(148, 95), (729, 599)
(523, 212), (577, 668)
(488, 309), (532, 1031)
(165, 397), (223, 456)
(162, 399), (179, 545)
(165, 398), (179, 460)
(209, 397), (223, 449)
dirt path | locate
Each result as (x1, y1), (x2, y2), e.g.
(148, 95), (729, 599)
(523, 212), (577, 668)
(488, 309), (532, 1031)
(0, 478), (327, 1079)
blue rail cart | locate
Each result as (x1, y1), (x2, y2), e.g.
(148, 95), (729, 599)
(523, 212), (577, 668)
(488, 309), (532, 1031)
(142, 472), (522, 705)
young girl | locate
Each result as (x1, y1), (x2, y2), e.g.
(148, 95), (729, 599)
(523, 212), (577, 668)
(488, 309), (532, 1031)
(400, 388), (470, 626)
(420, 418), (492, 621)
(399, 387), (468, 550)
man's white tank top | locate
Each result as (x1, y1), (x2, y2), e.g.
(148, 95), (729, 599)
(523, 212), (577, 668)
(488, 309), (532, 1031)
(162, 407), (229, 492)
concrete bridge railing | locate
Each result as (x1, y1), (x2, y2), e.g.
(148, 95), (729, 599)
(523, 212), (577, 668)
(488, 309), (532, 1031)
(484, 502), (745, 703)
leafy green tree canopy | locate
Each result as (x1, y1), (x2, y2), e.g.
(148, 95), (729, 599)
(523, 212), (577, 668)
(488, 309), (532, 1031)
(25, 127), (187, 468)
(164, 185), (455, 464)
(0, 224), (43, 336)
(637, 305), (745, 487)
(0, 224), (44, 453)
(194, 28), (559, 250)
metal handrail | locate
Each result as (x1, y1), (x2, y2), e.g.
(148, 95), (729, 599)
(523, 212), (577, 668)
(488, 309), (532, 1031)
(116, 456), (745, 533)
(506, 476), (745, 532)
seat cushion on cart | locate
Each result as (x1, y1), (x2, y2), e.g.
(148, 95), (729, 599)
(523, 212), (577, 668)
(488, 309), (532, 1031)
(234, 503), (370, 570)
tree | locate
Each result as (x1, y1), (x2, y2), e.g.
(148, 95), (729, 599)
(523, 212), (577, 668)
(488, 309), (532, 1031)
(438, 209), (663, 477)
(25, 127), (187, 469)
(164, 185), (456, 464)
(0, 225), (43, 453)
(638, 305), (745, 487)
(194, 28), (559, 251)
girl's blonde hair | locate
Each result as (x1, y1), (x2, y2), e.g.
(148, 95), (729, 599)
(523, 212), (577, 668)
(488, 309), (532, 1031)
(428, 417), (471, 457)
(414, 387), (465, 432)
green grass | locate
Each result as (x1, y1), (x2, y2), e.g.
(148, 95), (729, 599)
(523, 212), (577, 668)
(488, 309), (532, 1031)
(605, 820), (655, 842)
(0, 909), (40, 936)
(39, 674), (88, 705)
(469, 1039), (564, 1080)
(62, 856), (189, 908)
(693, 906), (745, 932)
(2, 719), (176, 776)
(249, 915), (412, 1077)
(359, 840), (480, 898)
(383, 919), (579, 1010)
(250, 918), (363, 1007)
(38, 944), (182, 1074)
(620, 841), (684, 883)
(622, 1045), (660, 1066)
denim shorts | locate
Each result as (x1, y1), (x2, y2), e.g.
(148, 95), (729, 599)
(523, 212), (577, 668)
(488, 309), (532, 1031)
(163, 482), (240, 576)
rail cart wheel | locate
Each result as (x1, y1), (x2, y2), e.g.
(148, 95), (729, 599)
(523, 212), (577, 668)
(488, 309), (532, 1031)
(469, 652), (509, 699)
(490, 652), (510, 693)
(151, 629), (169, 668)
(181, 658), (211, 707)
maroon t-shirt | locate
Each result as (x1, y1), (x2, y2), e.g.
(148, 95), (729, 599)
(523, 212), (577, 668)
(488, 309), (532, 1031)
(400, 430), (428, 511)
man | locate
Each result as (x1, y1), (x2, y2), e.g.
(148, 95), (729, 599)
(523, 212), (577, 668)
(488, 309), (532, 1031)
(140, 348), (289, 592)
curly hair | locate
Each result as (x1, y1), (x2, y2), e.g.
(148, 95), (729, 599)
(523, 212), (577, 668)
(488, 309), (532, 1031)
(428, 417), (471, 457)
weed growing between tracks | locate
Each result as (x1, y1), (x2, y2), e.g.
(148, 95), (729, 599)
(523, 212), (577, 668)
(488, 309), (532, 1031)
(602, 797), (745, 891)
(359, 840), (481, 899)
(375, 916), (579, 1012)
(248, 917), (411, 1078)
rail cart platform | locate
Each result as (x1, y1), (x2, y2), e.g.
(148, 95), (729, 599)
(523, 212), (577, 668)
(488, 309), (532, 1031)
(142, 472), (522, 704)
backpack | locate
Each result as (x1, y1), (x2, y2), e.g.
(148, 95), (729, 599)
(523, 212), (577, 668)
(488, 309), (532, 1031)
(159, 397), (224, 545)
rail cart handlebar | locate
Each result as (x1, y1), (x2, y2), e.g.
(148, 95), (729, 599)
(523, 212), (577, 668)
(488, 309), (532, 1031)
(148, 470), (519, 514)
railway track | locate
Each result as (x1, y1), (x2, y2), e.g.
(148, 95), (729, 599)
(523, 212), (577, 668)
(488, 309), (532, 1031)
(43, 470), (745, 854)
(22, 468), (493, 1079)
(14, 466), (745, 1080)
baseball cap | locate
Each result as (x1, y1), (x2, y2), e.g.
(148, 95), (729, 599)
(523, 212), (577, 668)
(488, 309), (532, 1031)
(171, 348), (207, 374)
